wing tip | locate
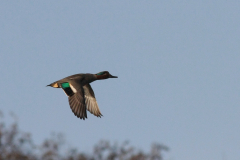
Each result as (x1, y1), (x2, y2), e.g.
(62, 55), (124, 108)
(73, 111), (88, 120)
(97, 113), (103, 118)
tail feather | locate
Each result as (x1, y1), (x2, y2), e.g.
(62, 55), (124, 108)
(47, 82), (60, 88)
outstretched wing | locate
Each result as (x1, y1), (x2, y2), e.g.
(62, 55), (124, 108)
(83, 84), (103, 117)
(67, 81), (87, 120)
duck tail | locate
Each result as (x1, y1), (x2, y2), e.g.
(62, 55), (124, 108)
(46, 82), (60, 88)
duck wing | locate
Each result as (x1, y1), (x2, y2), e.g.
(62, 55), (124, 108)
(67, 81), (87, 120)
(83, 84), (103, 117)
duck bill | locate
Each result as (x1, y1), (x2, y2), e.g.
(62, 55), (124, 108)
(109, 75), (118, 78)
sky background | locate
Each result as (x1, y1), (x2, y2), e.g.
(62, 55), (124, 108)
(1, 1), (240, 160)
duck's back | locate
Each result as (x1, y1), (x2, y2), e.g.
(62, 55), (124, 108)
(60, 73), (97, 85)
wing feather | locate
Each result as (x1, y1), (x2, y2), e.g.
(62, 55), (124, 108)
(83, 84), (103, 117)
(68, 82), (87, 120)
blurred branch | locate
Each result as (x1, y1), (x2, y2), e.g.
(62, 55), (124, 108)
(0, 111), (169, 160)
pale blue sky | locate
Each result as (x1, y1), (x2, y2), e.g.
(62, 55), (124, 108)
(1, 1), (240, 160)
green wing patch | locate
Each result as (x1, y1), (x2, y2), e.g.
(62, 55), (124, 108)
(61, 82), (70, 89)
(61, 82), (74, 96)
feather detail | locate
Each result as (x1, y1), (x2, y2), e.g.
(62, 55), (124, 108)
(83, 84), (103, 117)
(68, 87), (87, 120)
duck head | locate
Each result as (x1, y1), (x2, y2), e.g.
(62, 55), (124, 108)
(96, 71), (118, 80)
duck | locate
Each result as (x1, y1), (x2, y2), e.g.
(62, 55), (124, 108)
(47, 71), (117, 120)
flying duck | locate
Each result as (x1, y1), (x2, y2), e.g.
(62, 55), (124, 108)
(47, 71), (117, 120)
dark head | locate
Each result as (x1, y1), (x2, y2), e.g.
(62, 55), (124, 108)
(96, 71), (118, 80)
